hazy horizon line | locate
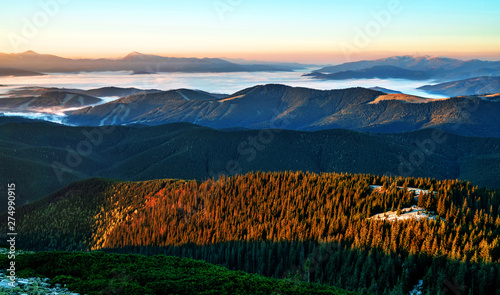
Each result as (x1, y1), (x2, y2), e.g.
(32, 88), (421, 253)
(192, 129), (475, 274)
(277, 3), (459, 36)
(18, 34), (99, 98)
(3, 50), (500, 64)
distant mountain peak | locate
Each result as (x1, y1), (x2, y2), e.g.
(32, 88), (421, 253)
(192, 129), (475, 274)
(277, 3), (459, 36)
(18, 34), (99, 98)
(386, 55), (442, 62)
(122, 51), (153, 60)
(125, 51), (143, 57)
(20, 50), (39, 55)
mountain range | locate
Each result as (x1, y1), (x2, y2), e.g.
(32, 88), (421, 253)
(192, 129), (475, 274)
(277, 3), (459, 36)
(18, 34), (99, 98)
(1, 86), (163, 98)
(1, 120), (499, 211)
(419, 76), (500, 96)
(0, 86), (170, 112)
(309, 55), (500, 81)
(2, 53), (500, 295)
(0, 90), (102, 111)
(305, 65), (431, 80)
(64, 84), (500, 137)
(0, 51), (299, 73)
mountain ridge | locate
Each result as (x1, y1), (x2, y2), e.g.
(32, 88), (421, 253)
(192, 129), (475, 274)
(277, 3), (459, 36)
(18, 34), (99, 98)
(0, 90), (102, 111)
(418, 76), (500, 96)
(311, 55), (500, 81)
(0, 67), (46, 76)
(0, 51), (298, 73)
(63, 84), (500, 137)
(305, 65), (431, 80)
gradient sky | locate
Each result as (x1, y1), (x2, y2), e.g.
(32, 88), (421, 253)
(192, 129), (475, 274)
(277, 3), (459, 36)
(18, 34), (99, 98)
(1, 0), (500, 63)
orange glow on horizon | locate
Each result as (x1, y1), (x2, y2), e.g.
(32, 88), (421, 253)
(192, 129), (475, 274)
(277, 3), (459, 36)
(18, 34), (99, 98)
(32, 50), (500, 64)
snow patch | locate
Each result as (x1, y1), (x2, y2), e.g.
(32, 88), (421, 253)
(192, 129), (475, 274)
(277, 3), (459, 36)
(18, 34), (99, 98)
(61, 93), (74, 106)
(370, 205), (443, 222)
(409, 279), (423, 295)
(176, 90), (190, 101)
(370, 185), (436, 201)
(99, 104), (130, 126)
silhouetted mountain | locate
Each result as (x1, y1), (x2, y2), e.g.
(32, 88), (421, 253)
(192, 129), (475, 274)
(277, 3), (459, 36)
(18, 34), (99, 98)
(1, 122), (499, 211)
(130, 70), (157, 75)
(311, 56), (500, 81)
(0, 91), (101, 111)
(419, 76), (500, 96)
(0, 51), (295, 73)
(64, 84), (500, 137)
(0, 115), (51, 125)
(0, 67), (45, 76)
(224, 57), (319, 68)
(305, 65), (430, 80)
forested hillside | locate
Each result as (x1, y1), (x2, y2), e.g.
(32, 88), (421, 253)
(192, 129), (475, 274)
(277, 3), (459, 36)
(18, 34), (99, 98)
(2, 121), (500, 212)
(4, 172), (499, 294)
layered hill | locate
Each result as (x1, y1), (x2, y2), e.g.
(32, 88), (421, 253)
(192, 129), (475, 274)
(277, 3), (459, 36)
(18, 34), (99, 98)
(0, 50), (295, 73)
(79, 86), (162, 97)
(0, 91), (102, 111)
(1, 86), (162, 99)
(2, 172), (498, 294)
(64, 84), (500, 137)
(419, 76), (500, 96)
(0, 67), (46, 76)
(305, 65), (430, 80)
(1, 121), (500, 211)
(311, 55), (500, 81)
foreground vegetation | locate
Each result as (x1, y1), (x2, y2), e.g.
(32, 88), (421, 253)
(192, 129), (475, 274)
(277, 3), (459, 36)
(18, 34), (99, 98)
(2, 172), (499, 294)
(0, 251), (358, 295)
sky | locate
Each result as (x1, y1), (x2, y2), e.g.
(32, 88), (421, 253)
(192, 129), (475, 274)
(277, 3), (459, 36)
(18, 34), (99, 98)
(1, 0), (500, 63)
